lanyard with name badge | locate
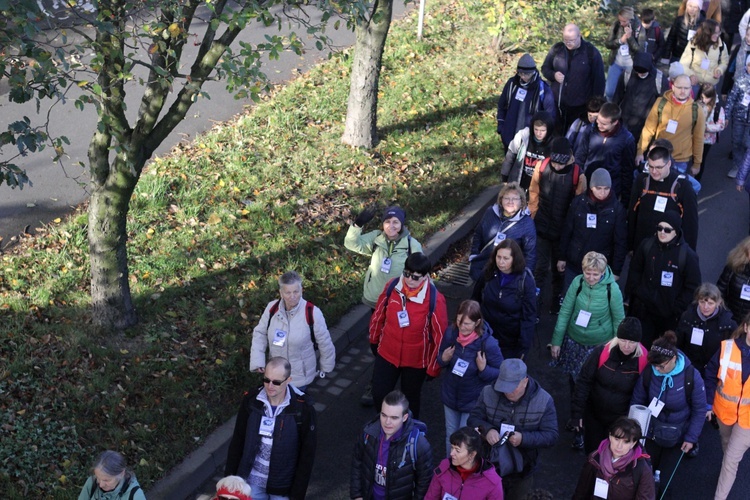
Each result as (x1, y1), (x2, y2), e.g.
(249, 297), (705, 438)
(396, 291), (410, 327)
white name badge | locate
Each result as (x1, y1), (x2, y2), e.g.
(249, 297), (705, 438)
(272, 329), (287, 346)
(442, 494), (458, 500)
(575, 310), (592, 328)
(380, 257), (392, 273)
(259, 417), (275, 437)
(619, 43), (629, 56)
(691, 327), (704, 346)
(515, 88), (528, 101)
(452, 358), (470, 377)
(586, 214), (597, 228)
(666, 119), (678, 134)
(654, 196), (668, 213)
(743, 94), (750, 107)
(397, 310), (410, 327)
(500, 423), (516, 436)
(741, 284), (750, 301)
(687, 29), (696, 40)
(648, 397), (666, 418)
(700, 58), (710, 70)
(661, 271), (674, 287)
(494, 231), (507, 245)
(594, 477), (610, 499)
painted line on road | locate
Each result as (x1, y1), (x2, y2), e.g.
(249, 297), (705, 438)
(698, 191), (723, 204)
(699, 208), (707, 215)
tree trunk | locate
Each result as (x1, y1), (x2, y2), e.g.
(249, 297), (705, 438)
(88, 156), (141, 330)
(341, 0), (394, 148)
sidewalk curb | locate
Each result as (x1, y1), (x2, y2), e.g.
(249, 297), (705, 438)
(147, 185), (499, 499)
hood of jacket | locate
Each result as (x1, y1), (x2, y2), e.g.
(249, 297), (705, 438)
(492, 204), (531, 221)
(363, 410), (418, 441)
(662, 88), (694, 106)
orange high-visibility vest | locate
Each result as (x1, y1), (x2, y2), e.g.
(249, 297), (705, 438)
(713, 340), (750, 428)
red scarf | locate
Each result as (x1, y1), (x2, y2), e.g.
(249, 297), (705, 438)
(456, 461), (479, 482)
(456, 331), (480, 347)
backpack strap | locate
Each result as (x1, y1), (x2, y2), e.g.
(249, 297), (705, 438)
(266, 300), (281, 333)
(266, 299), (317, 350)
(655, 69), (664, 95)
(691, 102), (698, 132)
(656, 97), (668, 127)
(407, 234), (412, 256)
(128, 486), (141, 500)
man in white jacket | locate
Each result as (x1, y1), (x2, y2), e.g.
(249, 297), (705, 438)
(249, 271), (336, 390)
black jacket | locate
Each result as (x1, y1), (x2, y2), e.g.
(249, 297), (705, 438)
(541, 39), (606, 109)
(225, 386), (317, 499)
(350, 413), (433, 500)
(613, 52), (669, 144)
(559, 192), (627, 276)
(676, 305), (737, 377)
(531, 159), (582, 241)
(574, 123), (636, 204)
(717, 263), (750, 324)
(721, 0), (749, 35)
(625, 233), (702, 321)
(664, 14), (705, 60)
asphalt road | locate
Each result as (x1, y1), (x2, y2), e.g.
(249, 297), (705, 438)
(0, 1), (411, 247)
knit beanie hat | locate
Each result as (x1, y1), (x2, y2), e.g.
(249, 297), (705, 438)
(658, 210), (682, 233)
(382, 206), (406, 225)
(590, 168), (612, 188)
(617, 317), (642, 342)
(517, 53), (536, 72)
(549, 137), (572, 164)
(669, 62), (684, 80)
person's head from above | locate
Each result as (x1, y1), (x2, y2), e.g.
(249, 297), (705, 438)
(694, 282), (723, 317)
(488, 238), (526, 276)
(646, 145), (672, 181)
(616, 317), (643, 356)
(381, 205), (405, 241)
(581, 251), (607, 286)
(618, 6), (635, 27)
(655, 211), (681, 244)
(263, 357), (292, 400)
(694, 19), (721, 51)
(213, 476), (252, 500)
(685, 0), (701, 18)
(586, 95), (606, 124)
(633, 52), (653, 78)
(745, 24), (750, 45)
(92, 450), (128, 493)
(531, 111), (553, 142)
(699, 82), (717, 109)
(640, 8), (655, 28)
(589, 168), (612, 201)
(449, 427), (483, 469)
(279, 270), (303, 310)
(733, 312), (750, 343)
(549, 137), (573, 169)
(597, 103), (621, 134)
(727, 235), (750, 270)
(517, 53), (537, 83)
(562, 23), (581, 50)
(402, 252), (431, 289)
(456, 299), (483, 337)
(608, 417), (642, 459)
(668, 61), (685, 82)
(495, 358), (529, 402)
(497, 182), (527, 217)
(672, 74), (692, 102)
(648, 331), (679, 373)
(380, 390), (409, 439)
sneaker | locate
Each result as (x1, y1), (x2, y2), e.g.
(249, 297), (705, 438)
(360, 383), (374, 407)
(728, 166), (739, 178)
(571, 432), (584, 449)
(653, 470), (661, 484)
(687, 442), (699, 458)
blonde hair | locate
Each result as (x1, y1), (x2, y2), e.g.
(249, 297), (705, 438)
(618, 7), (635, 20)
(606, 337), (645, 357)
(727, 236), (750, 272)
(497, 182), (527, 209)
(582, 251), (607, 274)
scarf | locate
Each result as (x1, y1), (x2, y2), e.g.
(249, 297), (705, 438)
(652, 352), (686, 400)
(599, 121), (621, 139)
(401, 279), (426, 300)
(596, 439), (638, 481)
(456, 460), (479, 482)
(696, 305), (719, 321)
(456, 331), (480, 347)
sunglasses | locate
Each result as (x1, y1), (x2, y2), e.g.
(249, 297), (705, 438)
(656, 225), (674, 234)
(263, 376), (289, 386)
(402, 270), (425, 280)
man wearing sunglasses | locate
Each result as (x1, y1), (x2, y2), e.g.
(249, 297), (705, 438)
(225, 357), (317, 500)
(625, 211), (702, 348)
(369, 252), (448, 419)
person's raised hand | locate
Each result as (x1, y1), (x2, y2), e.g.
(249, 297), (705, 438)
(354, 206), (377, 228)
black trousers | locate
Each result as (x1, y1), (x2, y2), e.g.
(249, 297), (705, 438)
(371, 354), (427, 418)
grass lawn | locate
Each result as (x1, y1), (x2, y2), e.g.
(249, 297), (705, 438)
(0, 0), (681, 496)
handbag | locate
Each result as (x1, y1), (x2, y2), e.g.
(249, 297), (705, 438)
(648, 419), (684, 448)
(488, 440), (525, 476)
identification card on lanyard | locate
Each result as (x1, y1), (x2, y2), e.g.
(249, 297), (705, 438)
(397, 310), (410, 327)
(700, 58), (710, 70)
(494, 231), (507, 246)
(381, 257), (392, 273)
(743, 94), (750, 107)
(500, 423), (516, 436)
(648, 397), (665, 418)
(259, 417), (275, 437)
(586, 214), (597, 228)
(442, 494), (458, 500)
(687, 29), (696, 40)
(619, 43), (629, 56)
(594, 477), (609, 499)
(690, 327), (704, 346)
(741, 284), (750, 301)
(515, 88), (527, 101)
(666, 119), (678, 134)
(452, 358), (470, 377)
(654, 196), (668, 212)
(575, 310), (592, 327)
(272, 329), (287, 346)
(661, 271), (674, 287)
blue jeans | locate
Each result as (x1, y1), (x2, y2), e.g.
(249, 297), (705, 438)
(250, 485), (289, 500)
(732, 118), (750, 172)
(605, 63), (625, 102)
(444, 405), (470, 456)
(672, 161), (702, 194)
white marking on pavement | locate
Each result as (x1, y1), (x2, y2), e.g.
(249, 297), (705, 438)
(698, 191), (723, 204)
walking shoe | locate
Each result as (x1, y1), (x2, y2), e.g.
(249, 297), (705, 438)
(571, 432), (584, 449)
(728, 166), (738, 178)
(653, 470), (661, 485)
(360, 383), (374, 406)
(687, 442), (699, 458)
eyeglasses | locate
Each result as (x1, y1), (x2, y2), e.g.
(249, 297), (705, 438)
(263, 376), (289, 386)
(502, 197), (522, 203)
(647, 163), (667, 170)
(402, 270), (425, 280)
(656, 225), (674, 234)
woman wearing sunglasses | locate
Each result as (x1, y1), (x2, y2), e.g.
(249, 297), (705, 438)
(369, 252), (448, 418)
(625, 211), (702, 348)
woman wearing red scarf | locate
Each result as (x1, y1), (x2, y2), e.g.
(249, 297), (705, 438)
(572, 417), (655, 500)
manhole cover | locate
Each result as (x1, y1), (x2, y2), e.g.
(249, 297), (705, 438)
(437, 261), (473, 286)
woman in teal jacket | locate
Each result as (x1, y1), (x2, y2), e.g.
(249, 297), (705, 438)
(78, 450), (146, 500)
(345, 205), (422, 308)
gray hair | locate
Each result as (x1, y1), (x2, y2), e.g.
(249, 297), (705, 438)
(93, 450), (127, 477)
(279, 271), (303, 287)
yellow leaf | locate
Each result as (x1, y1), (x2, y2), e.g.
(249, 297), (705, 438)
(168, 23), (181, 38)
(58, 475), (67, 484)
(139, 458), (149, 466)
(207, 212), (222, 225)
(219, 179), (225, 187)
(215, 359), (224, 365)
(53, 218), (62, 223)
(77, 81), (88, 87)
(120, 349), (129, 354)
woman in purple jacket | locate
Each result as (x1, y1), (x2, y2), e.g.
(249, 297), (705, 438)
(425, 427), (504, 500)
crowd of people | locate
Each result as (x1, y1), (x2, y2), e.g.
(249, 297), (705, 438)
(78, 2), (750, 500)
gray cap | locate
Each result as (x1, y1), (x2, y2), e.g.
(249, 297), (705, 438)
(517, 53), (536, 72)
(590, 168), (612, 188)
(494, 359), (528, 393)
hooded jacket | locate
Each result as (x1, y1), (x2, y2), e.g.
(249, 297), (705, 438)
(500, 112), (556, 188)
(613, 52), (669, 143)
(559, 191), (628, 276)
(496, 72), (556, 148)
(637, 90), (706, 165)
(527, 157), (587, 241)
(469, 204), (537, 280)
(676, 304), (737, 377)
(680, 38), (728, 86)
(541, 38), (606, 109)
(717, 263), (750, 324)
(604, 17), (643, 66)
(78, 474), (146, 500)
(345, 226), (422, 308)
(551, 266), (625, 347)
(350, 412), (433, 500)
(572, 442), (655, 500)
(438, 323), (505, 413)
(424, 458), (504, 500)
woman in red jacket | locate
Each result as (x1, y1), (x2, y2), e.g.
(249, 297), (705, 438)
(369, 252), (448, 418)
